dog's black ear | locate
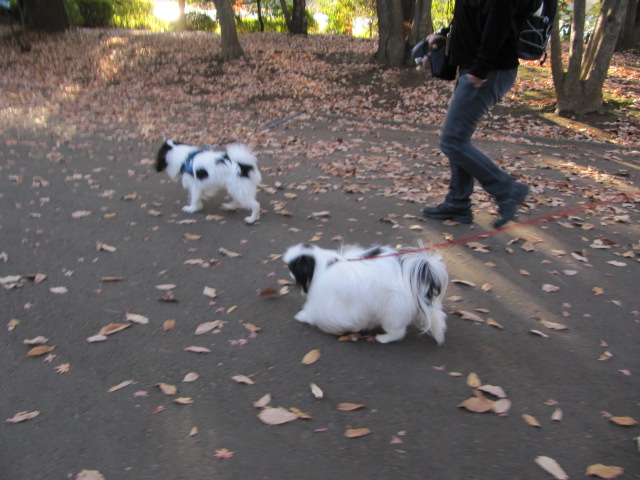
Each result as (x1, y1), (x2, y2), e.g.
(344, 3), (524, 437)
(155, 142), (172, 172)
(288, 255), (315, 294)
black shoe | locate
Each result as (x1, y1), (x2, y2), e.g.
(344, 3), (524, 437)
(493, 182), (529, 228)
(423, 203), (473, 223)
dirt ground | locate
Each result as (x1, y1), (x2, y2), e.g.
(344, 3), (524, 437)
(1, 29), (639, 480)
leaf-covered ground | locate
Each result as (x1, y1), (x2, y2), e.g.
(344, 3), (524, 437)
(1, 29), (639, 480)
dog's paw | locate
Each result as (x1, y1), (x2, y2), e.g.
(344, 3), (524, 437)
(182, 205), (200, 213)
(244, 215), (259, 224)
(294, 311), (312, 324)
(375, 329), (406, 344)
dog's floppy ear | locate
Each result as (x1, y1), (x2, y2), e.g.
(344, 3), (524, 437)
(288, 255), (316, 294)
(155, 141), (173, 172)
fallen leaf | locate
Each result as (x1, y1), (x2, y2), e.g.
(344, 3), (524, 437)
(23, 336), (49, 345)
(593, 286), (605, 295)
(75, 470), (106, 480)
(540, 319), (569, 330)
(487, 318), (504, 329)
(202, 286), (217, 298)
(466, 372), (481, 388)
(7, 319), (20, 331)
(522, 414), (541, 427)
(458, 397), (494, 413)
(535, 456), (569, 480)
(87, 334), (108, 343)
(219, 247), (241, 257)
(163, 319), (176, 331)
(253, 393), (272, 408)
(551, 407), (563, 421)
(108, 380), (134, 392)
(530, 329), (550, 338)
(609, 416), (638, 426)
(157, 383), (177, 395)
(183, 372), (199, 382)
(189, 427), (198, 436)
(99, 323), (132, 336)
(195, 321), (221, 335)
(541, 284), (560, 293)
(71, 210), (91, 218)
(26, 345), (56, 357)
(452, 279), (476, 287)
(290, 407), (313, 419)
(243, 323), (262, 333)
(96, 241), (116, 252)
(302, 349), (321, 365)
(258, 407), (298, 425)
(184, 346), (212, 354)
(232, 375), (255, 385)
(6, 411), (40, 423)
(454, 310), (485, 323)
(55, 363), (70, 374)
(214, 448), (235, 459)
(585, 464), (624, 479)
(336, 403), (365, 411)
(125, 312), (149, 325)
(155, 284), (176, 290)
(492, 398), (512, 415)
(257, 287), (278, 297)
(344, 428), (372, 438)
(183, 233), (201, 241)
(477, 385), (507, 398)
(49, 286), (68, 294)
(174, 397), (194, 405)
(310, 383), (324, 399)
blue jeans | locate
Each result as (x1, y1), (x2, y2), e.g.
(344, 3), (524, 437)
(439, 67), (519, 208)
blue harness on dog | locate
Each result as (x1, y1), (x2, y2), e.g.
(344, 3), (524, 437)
(180, 148), (208, 176)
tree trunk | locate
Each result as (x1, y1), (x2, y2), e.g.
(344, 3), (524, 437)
(408, 0), (433, 49)
(176, 0), (187, 29)
(213, 0), (244, 61)
(615, 0), (639, 50)
(281, 0), (307, 34)
(552, 0), (628, 115)
(257, 0), (264, 33)
(375, 0), (405, 67)
(23, 0), (69, 32)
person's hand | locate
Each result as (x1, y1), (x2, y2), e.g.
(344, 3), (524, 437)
(466, 74), (486, 88)
(426, 34), (445, 50)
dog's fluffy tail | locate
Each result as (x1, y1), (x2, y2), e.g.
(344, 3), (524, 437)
(227, 144), (262, 183)
(401, 250), (448, 344)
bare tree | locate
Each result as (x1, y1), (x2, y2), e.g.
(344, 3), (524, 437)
(616, 0), (640, 50)
(375, 0), (405, 67)
(551, 0), (629, 114)
(213, 0), (244, 61)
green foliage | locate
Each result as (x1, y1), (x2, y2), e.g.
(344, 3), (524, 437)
(76, 0), (114, 28)
(186, 11), (217, 32)
(112, 0), (166, 30)
(236, 16), (289, 33)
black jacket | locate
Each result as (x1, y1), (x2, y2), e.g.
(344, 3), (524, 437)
(449, 0), (519, 79)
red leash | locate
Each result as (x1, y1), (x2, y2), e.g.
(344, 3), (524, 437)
(348, 194), (635, 261)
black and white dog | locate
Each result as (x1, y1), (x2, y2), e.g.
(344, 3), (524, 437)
(155, 141), (261, 224)
(284, 243), (448, 344)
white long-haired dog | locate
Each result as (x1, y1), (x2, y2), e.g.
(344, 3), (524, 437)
(155, 140), (261, 224)
(283, 243), (448, 344)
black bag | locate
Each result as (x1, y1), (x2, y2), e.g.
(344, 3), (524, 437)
(411, 36), (457, 81)
(514, 0), (558, 63)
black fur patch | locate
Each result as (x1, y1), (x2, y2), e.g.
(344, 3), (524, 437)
(195, 168), (209, 180)
(288, 255), (316, 294)
(216, 153), (230, 166)
(360, 246), (383, 258)
(155, 142), (172, 172)
(238, 163), (254, 178)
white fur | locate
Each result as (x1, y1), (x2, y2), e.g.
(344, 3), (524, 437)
(156, 141), (261, 224)
(283, 243), (448, 344)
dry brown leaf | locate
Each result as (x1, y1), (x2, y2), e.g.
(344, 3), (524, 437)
(344, 428), (372, 438)
(541, 284), (560, 293)
(184, 233), (201, 241)
(6, 411), (40, 423)
(336, 403), (365, 411)
(49, 286), (68, 294)
(163, 319), (176, 331)
(243, 323), (262, 333)
(232, 375), (255, 385)
(609, 416), (638, 426)
(26, 345), (55, 357)
(253, 393), (272, 408)
(183, 372), (199, 383)
(23, 336), (49, 345)
(174, 397), (194, 405)
(487, 317), (504, 329)
(586, 464), (624, 479)
(535, 456), (569, 480)
(7, 319), (20, 331)
(551, 407), (563, 421)
(466, 372), (481, 388)
(310, 383), (324, 399)
(593, 286), (605, 295)
(219, 247), (241, 257)
(290, 407), (313, 419)
(454, 310), (485, 323)
(99, 323), (132, 336)
(125, 312), (149, 325)
(195, 321), (221, 335)
(108, 380), (134, 392)
(458, 397), (494, 413)
(477, 385), (507, 398)
(492, 398), (512, 415)
(202, 286), (217, 298)
(522, 414), (541, 427)
(452, 279), (477, 287)
(257, 287), (278, 297)
(184, 346), (212, 354)
(540, 319), (569, 330)
(258, 407), (298, 425)
(302, 349), (321, 365)
(87, 334), (108, 343)
(96, 241), (116, 252)
(157, 383), (177, 395)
